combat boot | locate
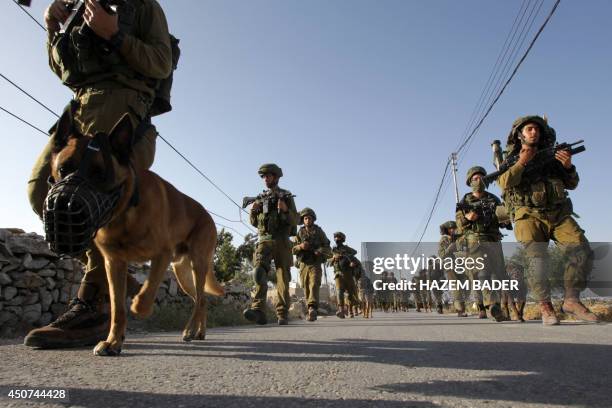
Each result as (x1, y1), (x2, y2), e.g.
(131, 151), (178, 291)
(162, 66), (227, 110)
(561, 289), (599, 323)
(277, 317), (289, 325)
(24, 297), (109, 348)
(539, 301), (560, 326)
(478, 303), (487, 319)
(336, 305), (346, 319)
(416, 302), (422, 312)
(436, 304), (444, 314)
(307, 308), (317, 322)
(243, 308), (268, 325)
(489, 303), (505, 322)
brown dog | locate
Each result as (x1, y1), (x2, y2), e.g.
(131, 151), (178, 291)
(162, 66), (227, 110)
(49, 110), (224, 356)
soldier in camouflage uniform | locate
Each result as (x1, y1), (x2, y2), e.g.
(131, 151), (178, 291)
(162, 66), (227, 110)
(438, 221), (469, 317)
(292, 207), (331, 322)
(388, 272), (399, 312)
(328, 232), (360, 319)
(497, 115), (598, 325)
(456, 166), (506, 322)
(243, 164), (298, 326)
(413, 268), (431, 312)
(427, 257), (445, 314)
(25, 0), (173, 348)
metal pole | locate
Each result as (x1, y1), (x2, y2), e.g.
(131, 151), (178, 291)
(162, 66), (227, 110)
(451, 152), (460, 203)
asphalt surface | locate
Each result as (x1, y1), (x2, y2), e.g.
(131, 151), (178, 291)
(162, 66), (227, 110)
(0, 312), (610, 408)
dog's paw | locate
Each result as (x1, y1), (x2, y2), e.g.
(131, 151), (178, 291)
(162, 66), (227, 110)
(195, 330), (206, 341)
(182, 329), (196, 342)
(130, 295), (153, 319)
(93, 341), (122, 357)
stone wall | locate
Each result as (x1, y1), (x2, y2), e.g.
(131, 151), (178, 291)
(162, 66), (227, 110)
(0, 229), (83, 337)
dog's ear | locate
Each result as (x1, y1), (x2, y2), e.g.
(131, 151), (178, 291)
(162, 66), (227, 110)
(108, 113), (134, 165)
(51, 105), (75, 152)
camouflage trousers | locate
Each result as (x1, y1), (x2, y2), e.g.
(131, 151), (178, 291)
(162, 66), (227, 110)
(26, 87), (156, 301)
(251, 239), (293, 318)
(299, 263), (322, 310)
(515, 211), (592, 301)
(465, 240), (504, 307)
(446, 269), (469, 311)
(335, 273), (359, 307)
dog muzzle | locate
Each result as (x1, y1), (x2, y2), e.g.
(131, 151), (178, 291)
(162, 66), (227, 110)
(43, 173), (122, 257)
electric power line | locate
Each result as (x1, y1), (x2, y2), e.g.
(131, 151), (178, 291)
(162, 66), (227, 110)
(12, 0), (47, 31)
(0, 105), (48, 136)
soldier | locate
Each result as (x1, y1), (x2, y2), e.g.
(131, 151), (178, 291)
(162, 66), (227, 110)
(357, 274), (374, 318)
(413, 268), (431, 312)
(456, 166), (506, 322)
(243, 164), (298, 326)
(438, 221), (469, 317)
(427, 257), (445, 314)
(24, 0), (173, 348)
(497, 116), (598, 325)
(292, 207), (331, 322)
(388, 272), (399, 312)
(328, 232), (360, 319)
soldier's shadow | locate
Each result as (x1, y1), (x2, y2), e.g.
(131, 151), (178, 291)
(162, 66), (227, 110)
(127, 337), (612, 407)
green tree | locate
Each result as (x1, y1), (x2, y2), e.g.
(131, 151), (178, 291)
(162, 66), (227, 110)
(213, 231), (259, 283)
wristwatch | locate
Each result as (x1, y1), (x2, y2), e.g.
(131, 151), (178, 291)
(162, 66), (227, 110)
(109, 29), (126, 50)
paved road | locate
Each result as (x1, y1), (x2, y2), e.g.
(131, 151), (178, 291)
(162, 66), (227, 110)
(0, 312), (610, 408)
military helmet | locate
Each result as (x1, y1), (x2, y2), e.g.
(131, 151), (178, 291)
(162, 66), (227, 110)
(258, 163), (283, 178)
(439, 221), (457, 235)
(465, 166), (487, 186)
(506, 115), (556, 153)
(333, 231), (346, 241)
(299, 207), (317, 224)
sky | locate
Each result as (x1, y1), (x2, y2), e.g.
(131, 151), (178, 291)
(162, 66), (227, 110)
(1, 0), (611, 283)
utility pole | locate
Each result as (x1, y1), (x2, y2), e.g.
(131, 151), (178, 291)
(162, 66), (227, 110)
(450, 152), (460, 203)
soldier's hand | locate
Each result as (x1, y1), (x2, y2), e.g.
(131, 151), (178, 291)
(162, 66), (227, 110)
(301, 242), (310, 250)
(465, 211), (479, 221)
(44, 0), (71, 32)
(518, 145), (537, 166)
(84, 0), (119, 41)
(333, 254), (341, 261)
(277, 199), (288, 212)
(555, 149), (572, 169)
(350, 262), (357, 268)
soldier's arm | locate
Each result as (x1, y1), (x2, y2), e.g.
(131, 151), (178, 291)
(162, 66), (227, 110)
(249, 204), (259, 227)
(317, 230), (333, 259)
(438, 237), (452, 258)
(280, 195), (299, 227)
(46, 34), (65, 80)
(291, 234), (303, 255)
(561, 165), (579, 190)
(118, 0), (172, 79)
(497, 162), (525, 190)
(455, 209), (470, 231)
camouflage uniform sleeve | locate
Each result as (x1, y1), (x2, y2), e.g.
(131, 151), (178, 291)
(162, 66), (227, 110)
(317, 228), (333, 259)
(119, 0), (173, 79)
(438, 236), (452, 258)
(291, 232), (303, 255)
(562, 165), (579, 190)
(46, 34), (64, 80)
(455, 209), (470, 232)
(280, 195), (299, 227)
(497, 162), (525, 190)
(249, 206), (260, 228)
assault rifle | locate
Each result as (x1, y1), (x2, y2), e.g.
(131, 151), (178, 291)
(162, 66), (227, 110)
(456, 199), (512, 231)
(242, 190), (295, 214)
(484, 140), (585, 185)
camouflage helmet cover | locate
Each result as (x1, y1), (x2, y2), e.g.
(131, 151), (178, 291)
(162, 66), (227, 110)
(299, 207), (317, 224)
(258, 163), (283, 178)
(439, 221), (457, 235)
(333, 231), (346, 241)
(466, 166), (487, 186)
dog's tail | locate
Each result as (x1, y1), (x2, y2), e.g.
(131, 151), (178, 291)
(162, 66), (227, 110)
(205, 264), (225, 297)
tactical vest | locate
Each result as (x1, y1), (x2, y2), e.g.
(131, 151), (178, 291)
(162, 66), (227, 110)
(459, 192), (501, 238)
(505, 163), (571, 211)
(53, 0), (179, 116)
(296, 226), (324, 265)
